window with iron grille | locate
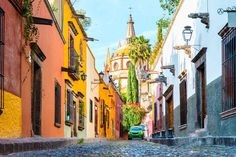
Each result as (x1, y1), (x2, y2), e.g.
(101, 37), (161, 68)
(107, 109), (110, 128)
(69, 35), (79, 80)
(154, 103), (157, 127)
(55, 82), (61, 127)
(66, 89), (74, 124)
(90, 99), (93, 122)
(79, 100), (84, 128)
(100, 99), (104, 127)
(0, 8), (4, 112)
(222, 28), (236, 112)
(179, 79), (187, 125)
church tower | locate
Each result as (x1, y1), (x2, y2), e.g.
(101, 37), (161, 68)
(104, 14), (136, 93)
(126, 14), (136, 44)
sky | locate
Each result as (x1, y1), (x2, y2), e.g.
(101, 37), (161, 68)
(74, 0), (163, 72)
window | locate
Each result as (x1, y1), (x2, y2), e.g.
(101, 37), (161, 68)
(78, 100), (84, 128)
(100, 99), (104, 127)
(113, 62), (118, 71)
(66, 90), (74, 124)
(90, 99), (93, 122)
(107, 109), (110, 128)
(69, 35), (79, 80)
(154, 103), (157, 127)
(0, 8), (4, 111)
(54, 82), (61, 127)
(222, 27), (236, 112)
(49, 0), (63, 29)
(80, 39), (83, 62)
(179, 79), (187, 125)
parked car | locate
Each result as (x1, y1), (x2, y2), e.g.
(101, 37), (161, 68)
(139, 124), (148, 138)
(128, 126), (144, 140)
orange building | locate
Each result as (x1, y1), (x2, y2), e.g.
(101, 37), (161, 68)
(21, 0), (65, 137)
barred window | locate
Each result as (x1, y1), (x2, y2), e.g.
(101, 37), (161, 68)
(179, 79), (187, 125)
(54, 82), (61, 127)
(0, 8), (4, 112)
(222, 28), (236, 112)
(89, 99), (93, 122)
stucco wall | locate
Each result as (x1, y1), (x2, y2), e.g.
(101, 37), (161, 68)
(0, 1), (23, 138)
(153, 0), (236, 137)
(0, 91), (22, 138)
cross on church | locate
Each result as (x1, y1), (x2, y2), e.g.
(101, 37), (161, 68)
(129, 7), (132, 14)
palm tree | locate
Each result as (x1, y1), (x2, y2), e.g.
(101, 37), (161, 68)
(128, 35), (151, 103)
(128, 35), (151, 78)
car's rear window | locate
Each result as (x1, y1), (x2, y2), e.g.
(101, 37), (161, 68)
(130, 127), (142, 131)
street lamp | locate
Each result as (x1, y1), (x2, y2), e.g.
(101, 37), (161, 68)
(182, 26), (193, 45)
(91, 71), (105, 84)
(99, 71), (104, 78)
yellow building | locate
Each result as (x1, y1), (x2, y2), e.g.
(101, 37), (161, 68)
(98, 79), (116, 139)
(63, 0), (87, 138)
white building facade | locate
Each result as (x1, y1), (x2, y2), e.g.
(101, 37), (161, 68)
(152, 0), (236, 137)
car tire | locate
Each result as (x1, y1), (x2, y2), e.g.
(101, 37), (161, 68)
(128, 138), (132, 140)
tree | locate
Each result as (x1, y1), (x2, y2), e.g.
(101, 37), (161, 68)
(159, 0), (181, 15)
(127, 64), (133, 103)
(131, 64), (139, 103)
(127, 63), (139, 103)
(76, 9), (91, 31)
(128, 35), (151, 68)
(122, 104), (146, 131)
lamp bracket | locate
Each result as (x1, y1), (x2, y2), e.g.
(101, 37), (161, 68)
(161, 65), (175, 76)
(174, 45), (191, 58)
(188, 13), (209, 28)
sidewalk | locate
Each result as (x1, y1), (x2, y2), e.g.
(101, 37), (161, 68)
(149, 136), (236, 146)
(0, 137), (108, 155)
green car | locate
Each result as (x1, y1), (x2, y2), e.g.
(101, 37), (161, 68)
(128, 126), (144, 140)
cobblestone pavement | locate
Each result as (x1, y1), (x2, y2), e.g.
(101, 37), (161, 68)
(6, 140), (236, 157)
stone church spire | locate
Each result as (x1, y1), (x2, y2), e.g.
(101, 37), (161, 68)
(126, 14), (136, 44)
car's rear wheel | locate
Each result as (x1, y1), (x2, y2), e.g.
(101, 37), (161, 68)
(128, 137), (132, 140)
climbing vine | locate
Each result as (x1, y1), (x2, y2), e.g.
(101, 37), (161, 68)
(150, 18), (170, 64)
(22, 0), (39, 50)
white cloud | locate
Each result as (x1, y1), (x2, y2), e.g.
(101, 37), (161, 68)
(139, 30), (156, 39)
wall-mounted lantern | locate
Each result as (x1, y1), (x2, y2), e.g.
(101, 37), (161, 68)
(81, 72), (87, 81)
(148, 72), (167, 86)
(161, 65), (175, 76)
(182, 26), (193, 45)
(174, 26), (193, 58)
(91, 71), (105, 84)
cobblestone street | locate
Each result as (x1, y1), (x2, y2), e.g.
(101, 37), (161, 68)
(6, 140), (236, 157)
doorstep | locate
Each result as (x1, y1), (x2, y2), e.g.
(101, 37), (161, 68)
(149, 136), (236, 146)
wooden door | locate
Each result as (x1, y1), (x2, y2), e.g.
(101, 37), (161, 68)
(168, 96), (174, 129)
(32, 62), (42, 136)
(200, 66), (206, 128)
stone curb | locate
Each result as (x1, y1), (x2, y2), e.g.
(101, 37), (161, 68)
(149, 136), (236, 146)
(0, 138), (79, 155)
